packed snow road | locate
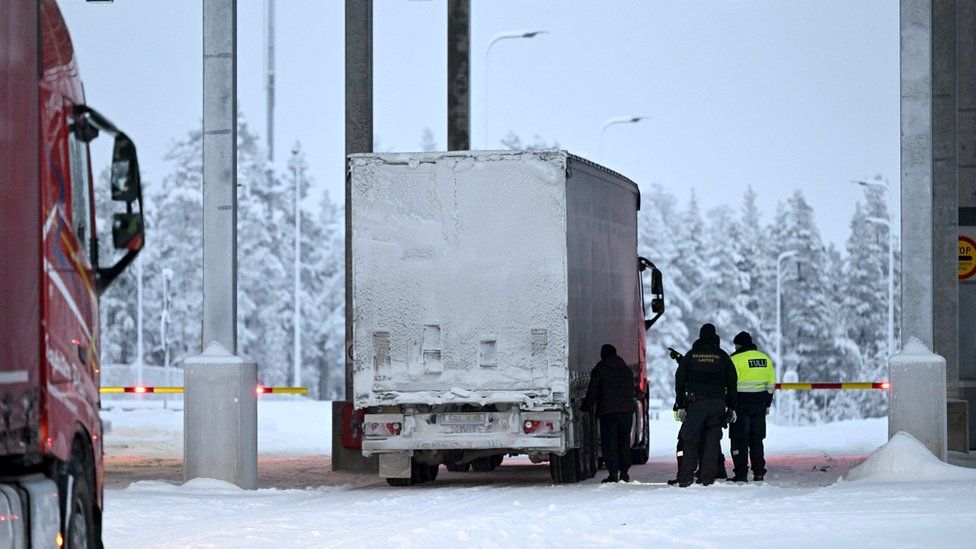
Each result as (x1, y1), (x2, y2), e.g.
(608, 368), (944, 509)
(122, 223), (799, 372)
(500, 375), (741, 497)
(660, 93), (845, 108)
(102, 455), (976, 548)
(99, 399), (976, 547)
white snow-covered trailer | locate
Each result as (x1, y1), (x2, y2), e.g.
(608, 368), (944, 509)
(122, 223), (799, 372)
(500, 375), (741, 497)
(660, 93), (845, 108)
(350, 150), (664, 485)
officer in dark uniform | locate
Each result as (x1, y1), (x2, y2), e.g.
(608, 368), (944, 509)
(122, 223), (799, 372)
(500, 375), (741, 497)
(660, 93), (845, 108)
(666, 348), (728, 485)
(674, 323), (737, 487)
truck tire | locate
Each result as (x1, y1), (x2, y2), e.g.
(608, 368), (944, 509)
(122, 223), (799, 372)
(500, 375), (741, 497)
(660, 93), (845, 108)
(420, 464), (439, 483)
(471, 457), (495, 472)
(582, 414), (598, 478)
(445, 462), (470, 472)
(630, 397), (650, 465)
(65, 452), (98, 549)
(490, 455), (504, 469)
(549, 449), (583, 484)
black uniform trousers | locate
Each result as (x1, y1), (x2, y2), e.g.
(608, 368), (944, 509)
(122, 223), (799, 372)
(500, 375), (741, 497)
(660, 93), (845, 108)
(677, 398), (726, 484)
(599, 411), (633, 476)
(730, 408), (767, 477)
(675, 438), (727, 479)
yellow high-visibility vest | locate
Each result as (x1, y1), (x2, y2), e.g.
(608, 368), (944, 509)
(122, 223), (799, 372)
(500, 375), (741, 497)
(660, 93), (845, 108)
(731, 349), (776, 394)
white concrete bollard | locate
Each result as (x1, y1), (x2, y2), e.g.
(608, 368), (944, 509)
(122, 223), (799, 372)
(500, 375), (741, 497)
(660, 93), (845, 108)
(889, 337), (947, 461)
(183, 342), (258, 489)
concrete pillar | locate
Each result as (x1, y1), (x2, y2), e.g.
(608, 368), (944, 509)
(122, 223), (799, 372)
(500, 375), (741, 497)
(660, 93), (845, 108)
(901, 0), (935, 349)
(184, 343), (258, 489)
(899, 0), (966, 456)
(447, 0), (471, 151)
(202, 0), (237, 353)
(189, 0), (256, 489)
(333, 0), (378, 473)
(932, 0), (959, 399)
(889, 339), (947, 460)
(957, 0), (976, 450)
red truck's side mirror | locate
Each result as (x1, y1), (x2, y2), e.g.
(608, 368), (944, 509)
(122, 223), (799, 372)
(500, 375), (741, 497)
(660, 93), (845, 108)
(639, 257), (665, 330)
(74, 105), (146, 294)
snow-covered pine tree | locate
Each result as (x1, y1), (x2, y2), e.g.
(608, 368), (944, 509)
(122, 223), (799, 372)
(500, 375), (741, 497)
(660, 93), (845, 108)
(824, 242), (864, 420)
(671, 190), (712, 341)
(700, 205), (761, 342)
(841, 181), (893, 417)
(730, 186), (770, 350)
(771, 191), (836, 422)
(638, 184), (692, 403)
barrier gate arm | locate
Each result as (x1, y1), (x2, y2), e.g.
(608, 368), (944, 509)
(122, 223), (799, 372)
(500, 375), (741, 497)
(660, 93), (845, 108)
(775, 382), (889, 390)
(100, 386), (309, 395)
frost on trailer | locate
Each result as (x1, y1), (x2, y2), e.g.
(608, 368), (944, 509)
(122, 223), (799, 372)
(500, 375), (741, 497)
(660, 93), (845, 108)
(349, 150), (661, 485)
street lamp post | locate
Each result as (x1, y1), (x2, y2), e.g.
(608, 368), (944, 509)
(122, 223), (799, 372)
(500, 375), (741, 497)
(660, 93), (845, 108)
(776, 250), (798, 368)
(483, 30), (547, 148)
(776, 249), (798, 426)
(852, 178), (894, 358)
(865, 216), (895, 358)
(160, 268), (173, 409)
(292, 145), (303, 388)
(599, 115), (648, 161)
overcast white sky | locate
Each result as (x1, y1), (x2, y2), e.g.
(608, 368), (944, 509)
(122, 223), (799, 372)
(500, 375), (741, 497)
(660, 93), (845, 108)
(60, 0), (900, 247)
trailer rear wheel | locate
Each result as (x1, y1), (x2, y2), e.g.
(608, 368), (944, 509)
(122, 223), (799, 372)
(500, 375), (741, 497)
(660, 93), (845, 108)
(582, 413), (598, 478)
(445, 462), (470, 472)
(549, 449), (583, 483)
(471, 456), (498, 472)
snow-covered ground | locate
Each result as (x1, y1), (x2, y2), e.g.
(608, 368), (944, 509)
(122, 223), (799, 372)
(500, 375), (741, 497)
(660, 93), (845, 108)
(100, 400), (976, 548)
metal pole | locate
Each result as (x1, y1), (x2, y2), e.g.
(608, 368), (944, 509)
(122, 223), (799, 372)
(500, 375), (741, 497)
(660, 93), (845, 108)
(202, 0), (238, 353)
(599, 115), (648, 162)
(160, 268), (172, 409)
(265, 0), (275, 162)
(136, 255), (143, 385)
(866, 215), (895, 357)
(888, 211), (895, 355)
(482, 30), (547, 148)
(292, 145), (302, 388)
(776, 250), (797, 368)
(447, 0), (470, 151)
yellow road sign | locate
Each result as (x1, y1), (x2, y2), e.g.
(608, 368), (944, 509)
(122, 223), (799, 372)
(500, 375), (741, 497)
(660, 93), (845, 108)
(960, 236), (976, 280)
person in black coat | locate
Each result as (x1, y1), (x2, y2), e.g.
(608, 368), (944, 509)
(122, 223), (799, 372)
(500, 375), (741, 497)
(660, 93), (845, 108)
(673, 323), (737, 487)
(581, 344), (636, 483)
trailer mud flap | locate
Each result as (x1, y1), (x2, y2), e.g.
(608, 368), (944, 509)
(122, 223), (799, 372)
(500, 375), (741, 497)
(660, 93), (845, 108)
(379, 453), (411, 479)
(340, 402), (366, 450)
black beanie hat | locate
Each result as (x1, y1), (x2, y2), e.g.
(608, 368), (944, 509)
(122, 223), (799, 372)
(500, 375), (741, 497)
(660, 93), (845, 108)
(699, 323), (717, 339)
(600, 344), (617, 360)
(733, 331), (753, 346)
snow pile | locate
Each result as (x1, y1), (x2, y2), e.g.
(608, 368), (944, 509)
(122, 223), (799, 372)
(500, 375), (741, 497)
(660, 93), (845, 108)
(845, 431), (976, 483)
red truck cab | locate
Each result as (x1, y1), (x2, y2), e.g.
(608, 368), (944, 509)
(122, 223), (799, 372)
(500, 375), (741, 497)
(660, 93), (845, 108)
(1, 1), (144, 546)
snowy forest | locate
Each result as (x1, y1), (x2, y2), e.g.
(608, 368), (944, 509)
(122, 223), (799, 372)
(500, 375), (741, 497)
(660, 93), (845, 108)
(97, 119), (896, 422)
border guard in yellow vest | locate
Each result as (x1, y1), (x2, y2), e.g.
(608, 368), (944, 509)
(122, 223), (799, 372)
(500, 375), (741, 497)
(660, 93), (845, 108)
(728, 331), (775, 482)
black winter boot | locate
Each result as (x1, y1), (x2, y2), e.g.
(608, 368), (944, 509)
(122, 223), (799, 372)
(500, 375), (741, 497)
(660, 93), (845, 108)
(602, 473), (620, 483)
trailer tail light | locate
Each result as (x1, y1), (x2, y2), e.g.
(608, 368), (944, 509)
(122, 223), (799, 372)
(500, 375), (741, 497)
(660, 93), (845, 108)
(363, 421), (402, 438)
(134, 386), (147, 394)
(523, 419), (559, 435)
